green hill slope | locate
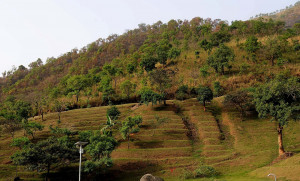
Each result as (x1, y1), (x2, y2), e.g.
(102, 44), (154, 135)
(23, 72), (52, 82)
(1, 99), (300, 180)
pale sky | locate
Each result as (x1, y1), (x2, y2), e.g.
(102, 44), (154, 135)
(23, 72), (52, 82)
(0, 0), (298, 74)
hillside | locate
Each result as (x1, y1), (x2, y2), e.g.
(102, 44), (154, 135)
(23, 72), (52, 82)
(0, 98), (300, 180)
(0, 5), (299, 181)
(0, 16), (299, 109)
(253, 1), (300, 27)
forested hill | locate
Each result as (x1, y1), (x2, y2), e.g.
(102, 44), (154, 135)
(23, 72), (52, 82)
(253, 1), (300, 27)
(0, 15), (300, 110)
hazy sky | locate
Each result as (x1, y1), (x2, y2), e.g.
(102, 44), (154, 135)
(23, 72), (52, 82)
(0, 0), (298, 74)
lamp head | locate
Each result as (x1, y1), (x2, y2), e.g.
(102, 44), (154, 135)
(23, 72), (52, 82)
(75, 141), (88, 148)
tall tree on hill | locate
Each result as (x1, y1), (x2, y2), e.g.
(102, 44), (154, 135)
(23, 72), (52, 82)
(140, 54), (158, 72)
(264, 37), (284, 66)
(66, 75), (90, 104)
(253, 76), (300, 156)
(52, 100), (65, 123)
(149, 69), (174, 105)
(197, 86), (213, 111)
(120, 116), (142, 149)
(244, 35), (260, 62)
(11, 136), (77, 180)
(120, 80), (136, 100)
(207, 44), (235, 74)
(156, 39), (172, 66)
(223, 90), (253, 119)
(102, 64), (123, 89)
(0, 97), (32, 138)
(139, 87), (162, 106)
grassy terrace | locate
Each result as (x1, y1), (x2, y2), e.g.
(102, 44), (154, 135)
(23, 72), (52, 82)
(0, 99), (300, 180)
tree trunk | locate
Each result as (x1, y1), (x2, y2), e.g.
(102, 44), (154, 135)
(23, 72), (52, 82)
(58, 112), (61, 121)
(277, 124), (285, 156)
(164, 99), (167, 105)
(41, 112), (44, 121)
(203, 101), (206, 111)
(76, 94), (79, 105)
(15, 164), (18, 177)
(46, 163), (50, 181)
(127, 135), (130, 149)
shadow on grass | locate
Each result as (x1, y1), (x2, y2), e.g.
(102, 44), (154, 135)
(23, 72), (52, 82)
(134, 141), (164, 149)
(86, 161), (164, 181)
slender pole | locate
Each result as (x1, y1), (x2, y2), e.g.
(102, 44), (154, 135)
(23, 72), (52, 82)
(79, 145), (82, 181)
(268, 173), (276, 181)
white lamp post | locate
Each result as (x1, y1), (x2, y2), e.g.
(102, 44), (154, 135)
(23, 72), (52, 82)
(75, 141), (88, 181)
(268, 173), (276, 181)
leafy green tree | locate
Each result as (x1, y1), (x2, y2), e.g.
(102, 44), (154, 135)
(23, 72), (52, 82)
(106, 105), (120, 121)
(139, 87), (162, 106)
(11, 137), (30, 150)
(84, 88), (93, 107)
(120, 80), (136, 100)
(213, 81), (223, 97)
(85, 131), (117, 161)
(11, 136), (30, 177)
(156, 39), (172, 66)
(200, 65), (210, 78)
(210, 31), (231, 46)
(168, 47), (181, 59)
(126, 63), (136, 74)
(197, 86), (213, 111)
(120, 116), (143, 149)
(294, 23), (300, 35)
(264, 37), (284, 66)
(66, 75), (90, 104)
(11, 136), (77, 180)
(98, 76), (115, 103)
(22, 122), (44, 139)
(244, 35), (260, 62)
(102, 64), (123, 88)
(36, 97), (48, 121)
(140, 55), (157, 72)
(223, 90), (253, 119)
(207, 44), (235, 74)
(81, 130), (118, 174)
(0, 98), (32, 138)
(149, 69), (173, 105)
(199, 39), (213, 54)
(175, 85), (189, 100)
(253, 76), (300, 155)
(52, 100), (65, 123)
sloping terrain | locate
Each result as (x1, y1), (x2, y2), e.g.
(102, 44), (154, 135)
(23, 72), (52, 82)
(255, 1), (300, 27)
(1, 99), (300, 180)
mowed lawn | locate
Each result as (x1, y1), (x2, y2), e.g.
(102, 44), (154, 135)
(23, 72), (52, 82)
(1, 99), (300, 180)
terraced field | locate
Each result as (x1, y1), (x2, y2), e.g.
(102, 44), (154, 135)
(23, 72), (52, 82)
(110, 102), (200, 180)
(1, 99), (300, 180)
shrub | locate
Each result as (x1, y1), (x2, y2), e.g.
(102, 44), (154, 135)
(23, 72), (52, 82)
(175, 85), (189, 100)
(194, 165), (218, 178)
(106, 105), (121, 121)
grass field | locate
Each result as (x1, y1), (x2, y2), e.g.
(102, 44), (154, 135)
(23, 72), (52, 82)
(0, 99), (300, 180)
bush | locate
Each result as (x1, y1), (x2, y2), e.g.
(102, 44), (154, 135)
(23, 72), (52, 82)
(106, 105), (120, 121)
(175, 85), (189, 100)
(180, 169), (194, 179)
(194, 165), (218, 178)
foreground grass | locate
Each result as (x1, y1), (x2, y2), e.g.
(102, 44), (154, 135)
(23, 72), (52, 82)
(0, 99), (300, 180)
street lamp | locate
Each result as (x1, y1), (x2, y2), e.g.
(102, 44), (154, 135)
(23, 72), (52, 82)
(268, 173), (276, 181)
(75, 141), (88, 181)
